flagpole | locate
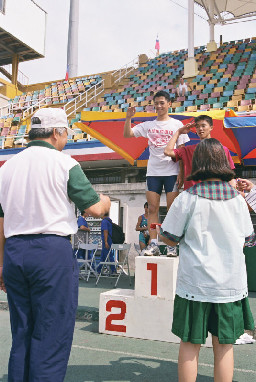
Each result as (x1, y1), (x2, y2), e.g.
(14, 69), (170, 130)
(155, 35), (160, 57)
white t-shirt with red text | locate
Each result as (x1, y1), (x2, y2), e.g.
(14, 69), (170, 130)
(133, 118), (189, 176)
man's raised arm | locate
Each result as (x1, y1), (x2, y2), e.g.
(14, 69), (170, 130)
(124, 107), (136, 138)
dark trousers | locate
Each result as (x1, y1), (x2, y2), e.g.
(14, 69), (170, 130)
(3, 234), (79, 382)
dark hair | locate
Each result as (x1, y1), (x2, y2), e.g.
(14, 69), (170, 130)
(144, 202), (148, 208)
(194, 115), (213, 127)
(28, 128), (53, 140)
(153, 90), (171, 102)
(187, 138), (235, 182)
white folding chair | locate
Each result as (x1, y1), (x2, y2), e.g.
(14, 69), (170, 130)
(134, 243), (142, 256)
(96, 243), (131, 287)
(76, 243), (98, 281)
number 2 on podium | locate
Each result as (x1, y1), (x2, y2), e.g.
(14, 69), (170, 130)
(105, 300), (126, 332)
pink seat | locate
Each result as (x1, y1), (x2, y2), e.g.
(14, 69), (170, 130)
(200, 104), (210, 111)
(1, 127), (9, 136)
(145, 105), (155, 112)
(199, 93), (208, 100)
(211, 92), (221, 98)
(237, 84), (247, 90)
(240, 99), (252, 106)
(192, 90), (201, 95)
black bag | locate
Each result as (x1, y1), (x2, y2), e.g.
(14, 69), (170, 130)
(106, 218), (125, 244)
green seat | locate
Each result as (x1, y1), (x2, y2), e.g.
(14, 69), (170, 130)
(244, 70), (254, 76)
(212, 102), (223, 109)
(219, 96), (229, 104)
(207, 97), (218, 105)
(245, 94), (256, 100)
(224, 84), (236, 91)
(175, 106), (185, 113)
(195, 99), (204, 106)
(202, 88), (212, 94)
(212, 73), (223, 79)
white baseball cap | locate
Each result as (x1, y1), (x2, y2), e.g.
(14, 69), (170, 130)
(31, 108), (74, 135)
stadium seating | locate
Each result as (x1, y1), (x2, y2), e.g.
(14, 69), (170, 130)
(1, 37), (256, 149)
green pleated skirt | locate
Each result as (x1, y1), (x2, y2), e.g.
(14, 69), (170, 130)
(172, 294), (255, 344)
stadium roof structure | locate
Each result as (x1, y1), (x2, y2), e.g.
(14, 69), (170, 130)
(0, 27), (43, 67)
(194, 0), (256, 24)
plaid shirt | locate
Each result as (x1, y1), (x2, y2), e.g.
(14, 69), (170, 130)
(186, 180), (239, 200)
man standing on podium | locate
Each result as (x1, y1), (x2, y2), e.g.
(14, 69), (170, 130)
(124, 90), (189, 256)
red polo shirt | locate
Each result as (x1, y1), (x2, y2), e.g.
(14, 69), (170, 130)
(174, 144), (235, 190)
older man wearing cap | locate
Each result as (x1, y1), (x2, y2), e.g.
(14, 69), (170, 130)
(0, 108), (111, 381)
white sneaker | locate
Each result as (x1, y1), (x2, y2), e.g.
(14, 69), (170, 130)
(143, 243), (160, 256)
(165, 246), (177, 257)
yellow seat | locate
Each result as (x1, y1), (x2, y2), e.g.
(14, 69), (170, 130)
(237, 105), (251, 112)
(171, 102), (181, 108)
(4, 136), (14, 149)
(234, 89), (245, 96)
(209, 79), (218, 84)
(187, 105), (197, 112)
(232, 95), (242, 102)
(227, 100), (238, 109)
(214, 86), (224, 93)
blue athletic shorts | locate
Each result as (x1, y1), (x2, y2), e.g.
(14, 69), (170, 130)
(146, 175), (178, 195)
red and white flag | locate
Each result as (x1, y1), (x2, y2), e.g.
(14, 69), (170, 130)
(65, 64), (69, 81)
(155, 36), (160, 55)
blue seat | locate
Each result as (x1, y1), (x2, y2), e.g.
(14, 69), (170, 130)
(223, 90), (234, 97)
(184, 101), (193, 107)
(246, 88), (256, 94)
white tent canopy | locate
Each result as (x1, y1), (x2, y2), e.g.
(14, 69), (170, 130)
(194, 0), (256, 24)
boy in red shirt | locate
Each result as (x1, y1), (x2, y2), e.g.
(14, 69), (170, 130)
(164, 115), (235, 190)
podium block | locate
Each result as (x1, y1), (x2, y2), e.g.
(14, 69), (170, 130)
(135, 256), (179, 300)
(99, 256), (212, 346)
(99, 289), (180, 343)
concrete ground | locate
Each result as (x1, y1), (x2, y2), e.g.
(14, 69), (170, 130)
(0, 277), (256, 382)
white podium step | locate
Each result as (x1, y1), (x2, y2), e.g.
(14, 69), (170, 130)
(135, 256), (179, 300)
(99, 288), (180, 343)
